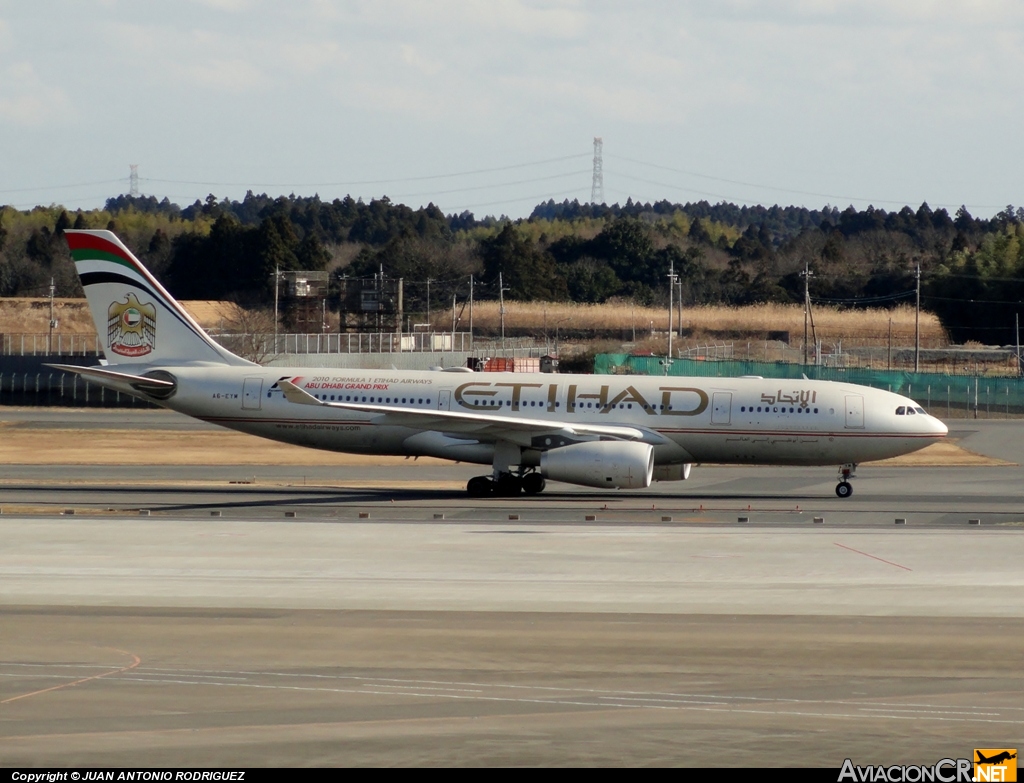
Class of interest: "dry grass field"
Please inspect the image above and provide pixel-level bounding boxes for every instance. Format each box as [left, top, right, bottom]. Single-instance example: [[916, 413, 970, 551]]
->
[[0, 298, 241, 335], [460, 301, 947, 347], [3, 296, 948, 348]]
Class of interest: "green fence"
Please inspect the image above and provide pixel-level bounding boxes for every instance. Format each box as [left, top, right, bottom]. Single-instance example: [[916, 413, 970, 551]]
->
[[595, 354, 1024, 418]]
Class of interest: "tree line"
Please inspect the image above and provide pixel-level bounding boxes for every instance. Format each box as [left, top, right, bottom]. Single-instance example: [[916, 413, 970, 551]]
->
[[1, 192, 1023, 343]]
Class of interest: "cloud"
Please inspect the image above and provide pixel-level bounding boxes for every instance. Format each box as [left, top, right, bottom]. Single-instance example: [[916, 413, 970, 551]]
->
[[0, 62, 73, 126], [188, 0, 255, 12], [400, 45, 443, 76], [183, 58, 266, 92]]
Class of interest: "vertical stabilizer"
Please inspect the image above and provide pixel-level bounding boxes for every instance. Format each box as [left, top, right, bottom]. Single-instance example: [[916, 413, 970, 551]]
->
[[65, 230, 254, 366]]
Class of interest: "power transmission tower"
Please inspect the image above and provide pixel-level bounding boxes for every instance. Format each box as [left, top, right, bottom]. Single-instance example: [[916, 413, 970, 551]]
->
[[129, 164, 139, 197], [590, 137, 603, 204]]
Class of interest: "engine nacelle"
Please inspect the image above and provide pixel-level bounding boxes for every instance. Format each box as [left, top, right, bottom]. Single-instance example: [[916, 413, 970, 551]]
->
[[652, 463, 692, 482], [540, 441, 654, 489]]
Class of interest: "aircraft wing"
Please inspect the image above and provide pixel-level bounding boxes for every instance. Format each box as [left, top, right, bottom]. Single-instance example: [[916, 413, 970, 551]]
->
[[276, 379, 665, 446]]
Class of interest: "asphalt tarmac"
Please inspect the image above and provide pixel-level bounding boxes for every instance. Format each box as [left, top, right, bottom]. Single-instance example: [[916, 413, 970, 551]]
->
[[1, 409, 1022, 766]]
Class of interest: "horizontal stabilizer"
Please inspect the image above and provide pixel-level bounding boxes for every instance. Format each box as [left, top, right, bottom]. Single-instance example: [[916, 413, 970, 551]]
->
[[45, 363, 177, 396]]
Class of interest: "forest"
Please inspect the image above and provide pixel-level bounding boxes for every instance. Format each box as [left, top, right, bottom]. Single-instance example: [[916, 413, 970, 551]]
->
[[1, 191, 1023, 344]]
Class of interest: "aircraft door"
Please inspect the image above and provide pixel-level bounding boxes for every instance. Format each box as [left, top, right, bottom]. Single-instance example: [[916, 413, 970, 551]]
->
[[711, 392, 732, 425], [242, 377, 263, 410], [844, 394, 864, 428], [437, 389, 451, 411]]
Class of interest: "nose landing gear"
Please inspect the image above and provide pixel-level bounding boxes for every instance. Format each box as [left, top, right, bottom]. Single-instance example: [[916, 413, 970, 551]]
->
[[835, 463, 857, 498]]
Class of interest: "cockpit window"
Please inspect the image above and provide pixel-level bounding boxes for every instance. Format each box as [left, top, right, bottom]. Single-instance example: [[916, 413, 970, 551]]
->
[[906, 407, 916, 415], [914, 407, 926, 414], [895, 406, 906, 415]]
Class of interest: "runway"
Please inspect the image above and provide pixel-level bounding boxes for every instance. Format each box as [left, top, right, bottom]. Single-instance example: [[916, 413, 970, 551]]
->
[[1, 409, 1022, 766]]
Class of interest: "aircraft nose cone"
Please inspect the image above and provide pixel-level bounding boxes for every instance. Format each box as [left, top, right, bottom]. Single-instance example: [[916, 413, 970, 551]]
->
[[931, 416, 948, 437]]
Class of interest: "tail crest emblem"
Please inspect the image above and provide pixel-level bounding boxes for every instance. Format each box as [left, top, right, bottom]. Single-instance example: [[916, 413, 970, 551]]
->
[[107, 293, 156, 357]]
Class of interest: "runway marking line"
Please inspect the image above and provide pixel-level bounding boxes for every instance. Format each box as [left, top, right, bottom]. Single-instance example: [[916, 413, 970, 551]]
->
[[833, 541, 913, 571], [96, 674, 1024, 726], [0, 647, 140, 705]]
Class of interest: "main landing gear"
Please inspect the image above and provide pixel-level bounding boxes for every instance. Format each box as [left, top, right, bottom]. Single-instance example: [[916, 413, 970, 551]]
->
[[835, 463, 857, 498], [466, 470, 546, 497]]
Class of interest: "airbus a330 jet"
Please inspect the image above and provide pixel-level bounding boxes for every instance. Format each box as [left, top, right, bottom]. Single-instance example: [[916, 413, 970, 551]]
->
[[52, 230, 947, 498]]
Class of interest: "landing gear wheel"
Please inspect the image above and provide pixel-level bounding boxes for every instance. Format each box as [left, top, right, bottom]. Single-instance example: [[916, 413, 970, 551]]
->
[[467, 476, 494, 497], [522, 473, 546, 495], [836, 481, 853, 498], [495, 474, 523, 497]]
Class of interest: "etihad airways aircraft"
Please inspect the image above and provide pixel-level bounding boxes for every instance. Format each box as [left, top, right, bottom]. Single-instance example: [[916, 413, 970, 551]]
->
[[53, 230, 947, 498]]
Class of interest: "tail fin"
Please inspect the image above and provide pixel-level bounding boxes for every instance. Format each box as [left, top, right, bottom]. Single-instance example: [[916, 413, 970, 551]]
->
[[65, 230, 254, 367]]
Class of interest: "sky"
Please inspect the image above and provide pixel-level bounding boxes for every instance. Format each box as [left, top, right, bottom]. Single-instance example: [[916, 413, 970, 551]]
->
[[1, 0, 1022, 219]]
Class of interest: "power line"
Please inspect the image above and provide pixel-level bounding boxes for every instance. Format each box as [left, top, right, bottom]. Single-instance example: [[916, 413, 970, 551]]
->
[[140, 153, 591, 189], [0, 179, 123, 194], [445, 188, 586, 213], [605, 169, 761, 205], [606, 154, 1009, 211], [811, 291, 916, 305], [390, 169, 590, 200]]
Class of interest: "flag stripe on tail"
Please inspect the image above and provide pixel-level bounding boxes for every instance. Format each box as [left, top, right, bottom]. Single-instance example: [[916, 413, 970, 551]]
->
[[76, 271, 204, 341]]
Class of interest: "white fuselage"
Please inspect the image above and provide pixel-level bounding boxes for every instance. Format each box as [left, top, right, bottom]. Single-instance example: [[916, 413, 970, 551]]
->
[[154, 366, 947, 468]]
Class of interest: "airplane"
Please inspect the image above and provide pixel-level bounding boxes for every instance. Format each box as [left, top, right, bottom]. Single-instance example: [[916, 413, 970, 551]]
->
[[976, 752, 1016, 765], [52, 229, 948, 499]]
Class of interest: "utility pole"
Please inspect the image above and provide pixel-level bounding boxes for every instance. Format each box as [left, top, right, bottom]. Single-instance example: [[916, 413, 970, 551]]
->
[[273, 266, 280, 353], [1016, 313, 1021, 377], [801, 261, 813, 365], [887, 317, 892, 371], [676, 276, 683, 337], [48, 277, 56, 354], [451, 294, 456, 338], [426, 278, 432, 329], [914, 262, 921, 373], [499, 272, 508, 349], [396, 277, 404, 335], [468, 275, 474, 351], [666, 259, 677, 375]]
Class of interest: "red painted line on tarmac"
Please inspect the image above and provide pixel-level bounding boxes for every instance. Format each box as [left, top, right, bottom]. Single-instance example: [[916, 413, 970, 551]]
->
[[833, 542, 913, 571], [0, 648, 141, 705]]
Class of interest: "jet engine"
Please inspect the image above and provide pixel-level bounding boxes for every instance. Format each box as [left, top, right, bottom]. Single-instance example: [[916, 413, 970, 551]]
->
[[540, 441, 654, 489], [652, 462, 692, 482]]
